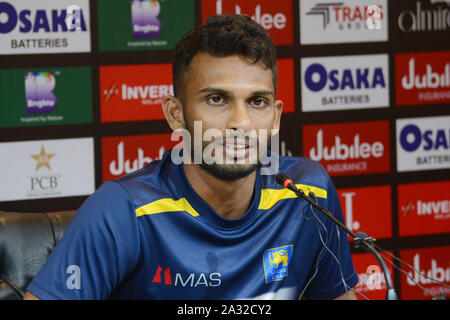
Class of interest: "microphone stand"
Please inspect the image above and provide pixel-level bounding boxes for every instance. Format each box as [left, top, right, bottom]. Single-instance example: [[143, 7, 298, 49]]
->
[[291, 187, 399, 300]]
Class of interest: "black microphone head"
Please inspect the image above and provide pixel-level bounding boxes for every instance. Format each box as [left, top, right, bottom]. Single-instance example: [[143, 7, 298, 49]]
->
[[276, 172, 289, 187]]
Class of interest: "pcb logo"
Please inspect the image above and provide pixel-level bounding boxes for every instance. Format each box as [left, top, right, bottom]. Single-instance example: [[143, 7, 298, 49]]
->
[[263, 244, 293, 283]]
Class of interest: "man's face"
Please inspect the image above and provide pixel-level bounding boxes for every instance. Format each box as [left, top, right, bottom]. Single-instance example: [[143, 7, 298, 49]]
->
[[178, 52, 283, 180]]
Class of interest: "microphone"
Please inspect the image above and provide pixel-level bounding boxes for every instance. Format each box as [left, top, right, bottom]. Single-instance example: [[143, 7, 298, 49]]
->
[[276, 172, 357, 238], [275, 172, 398, 300], [275, 172, 300, 194]]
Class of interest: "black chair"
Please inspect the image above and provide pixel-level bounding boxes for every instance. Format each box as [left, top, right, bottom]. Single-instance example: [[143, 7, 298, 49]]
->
[[0, 211, 76, 300]]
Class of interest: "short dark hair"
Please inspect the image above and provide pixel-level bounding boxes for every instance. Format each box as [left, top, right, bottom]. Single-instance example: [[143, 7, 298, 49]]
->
[[172, 14, 278, 100]]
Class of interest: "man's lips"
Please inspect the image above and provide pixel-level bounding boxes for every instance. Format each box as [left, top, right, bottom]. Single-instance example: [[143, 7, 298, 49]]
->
[[224, 144, 250, 159]]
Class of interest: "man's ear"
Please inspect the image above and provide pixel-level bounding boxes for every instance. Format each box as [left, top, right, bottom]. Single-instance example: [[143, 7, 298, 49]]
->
[[272, 99, 283, 130], [162, 95, 185, 131]]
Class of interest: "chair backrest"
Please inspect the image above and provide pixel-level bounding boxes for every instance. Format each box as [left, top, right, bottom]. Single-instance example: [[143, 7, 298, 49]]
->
[[0, 211, 75, 300]]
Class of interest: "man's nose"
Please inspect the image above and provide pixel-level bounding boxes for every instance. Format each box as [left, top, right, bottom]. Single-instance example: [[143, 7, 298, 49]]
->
[[227, 101, 251, 130]]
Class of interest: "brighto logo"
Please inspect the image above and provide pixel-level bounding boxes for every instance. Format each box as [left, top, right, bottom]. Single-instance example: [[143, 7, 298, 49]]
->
[[24, 72, 57, 114], [131, 0, 162, 39], [0, 2, 88, 34]]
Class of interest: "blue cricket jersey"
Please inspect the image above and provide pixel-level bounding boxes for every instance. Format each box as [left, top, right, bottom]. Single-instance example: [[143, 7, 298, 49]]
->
[[27, 150, 358, 300]]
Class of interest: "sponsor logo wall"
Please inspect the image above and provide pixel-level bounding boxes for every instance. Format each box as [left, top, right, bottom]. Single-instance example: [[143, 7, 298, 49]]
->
[[395, 51, 450, 106], [303, 120, 390, 176], [396, 115, 450, 172], [101, 133, 178, 182], [400, 246, 450, 299], [351, 252, 395, 300], [0, 138, 95, 201], [0, 67, 92, 127], [0, 0, 449, 300], [97, 0, 195, 51], [201, 0, 293, 45], [398, 180, 450, 237], [301, 54, 389, 112], [0, 0, 91, 54], [99, 63, 173, 122], [338, 185, 392, 240], [299, 0, 388, 45]]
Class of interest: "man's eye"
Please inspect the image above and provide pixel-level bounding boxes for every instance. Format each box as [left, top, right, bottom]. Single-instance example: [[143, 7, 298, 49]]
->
[[207, 95, 225, 104], [251, 97, 268, 107]]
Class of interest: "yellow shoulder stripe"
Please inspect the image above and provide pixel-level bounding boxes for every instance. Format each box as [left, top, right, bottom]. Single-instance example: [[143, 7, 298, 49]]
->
[[135, 197, 200, 218], [258, 184, 327, 210]]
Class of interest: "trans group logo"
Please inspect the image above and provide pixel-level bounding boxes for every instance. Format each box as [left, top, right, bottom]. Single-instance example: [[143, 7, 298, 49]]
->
[[396, 116, 450, 172], [301, 54, 389, 112], [0, 0, 91, 54], [131, 0, 162, 39], [299, 0, 388, 45], [24, 72, 57, 114]]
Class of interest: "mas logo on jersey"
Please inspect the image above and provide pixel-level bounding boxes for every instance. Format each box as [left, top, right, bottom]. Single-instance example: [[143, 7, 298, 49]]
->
[[263, 245, 293, 283], [152, 265, 222, 288]]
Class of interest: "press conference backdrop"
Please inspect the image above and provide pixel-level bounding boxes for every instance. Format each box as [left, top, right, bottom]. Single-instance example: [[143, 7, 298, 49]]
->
[[0, 0, 449, 300]]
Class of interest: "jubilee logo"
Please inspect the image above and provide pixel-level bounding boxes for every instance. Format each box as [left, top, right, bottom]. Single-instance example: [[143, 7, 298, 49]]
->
[[0, 138, 95, 202], [102, 134, 178, 181], [97, 0, 194, 51], [398, 181, 450, 237], [303, 121, 390, 176], [0, 0, 90, 54], [300, 0, 388, 45], [338, 185, 392, 241], [396, 51, 450, 106], [0, 67, 92, 128], [396, 116, 450, 172], [100, 64, 172, 122], [400, 246, 450, 299], [201, 0, 293, 45], [301, 54, 389, 112]]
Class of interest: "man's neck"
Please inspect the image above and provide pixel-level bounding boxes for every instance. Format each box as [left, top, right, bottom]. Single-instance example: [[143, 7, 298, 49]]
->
[[183, 164, 256, 220]]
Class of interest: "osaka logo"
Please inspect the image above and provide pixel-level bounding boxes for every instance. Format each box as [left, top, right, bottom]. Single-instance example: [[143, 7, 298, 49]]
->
[[263, 245, 293, 283]]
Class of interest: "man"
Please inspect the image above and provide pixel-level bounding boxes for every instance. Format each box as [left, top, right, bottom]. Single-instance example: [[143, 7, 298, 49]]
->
[[24, 15, 358, 300]]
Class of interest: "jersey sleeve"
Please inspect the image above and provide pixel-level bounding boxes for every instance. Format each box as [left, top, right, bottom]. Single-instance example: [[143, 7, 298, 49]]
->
[[26, 181, 141, 300], [303, 174, 359, 300]]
